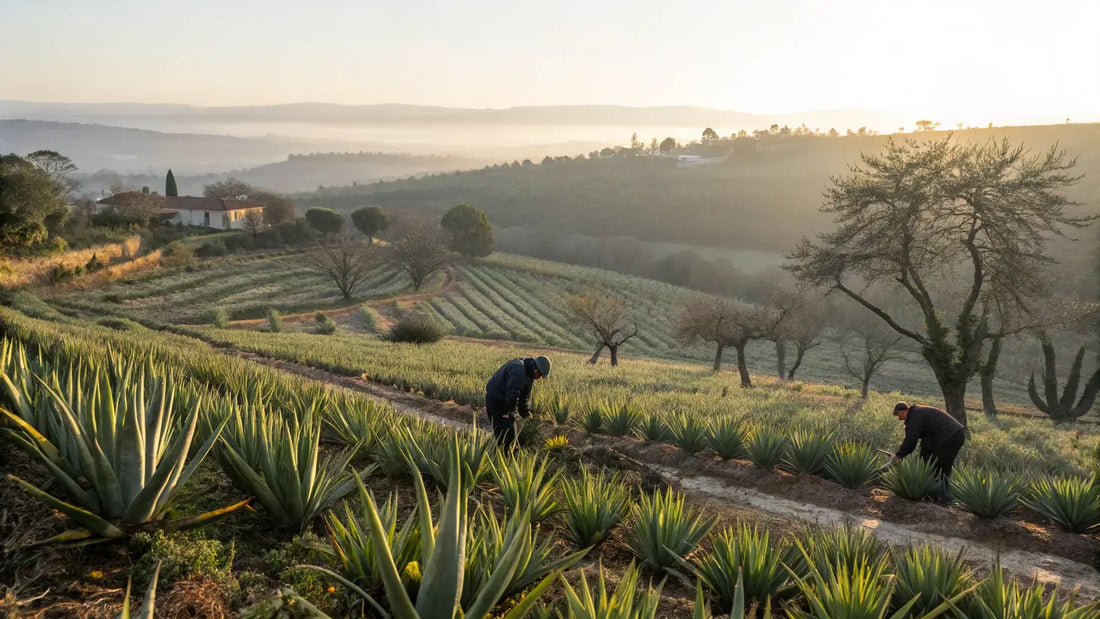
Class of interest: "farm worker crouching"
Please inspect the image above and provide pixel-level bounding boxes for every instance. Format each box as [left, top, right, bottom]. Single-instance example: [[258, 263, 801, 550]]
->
[[485, 355, 551, 448], [890, 401, 966, 503]]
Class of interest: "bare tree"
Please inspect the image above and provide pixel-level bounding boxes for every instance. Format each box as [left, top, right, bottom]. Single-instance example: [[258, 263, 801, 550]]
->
[[839, 314, 906, 399], [787, 136, 1093, 426], [242, 209, 265, 238], [676, 296, 778, 387], [769, 288, 834, 380], [387, 215, 453, 290], [565, 289, 638, 367], [305, 234, 380, 300]]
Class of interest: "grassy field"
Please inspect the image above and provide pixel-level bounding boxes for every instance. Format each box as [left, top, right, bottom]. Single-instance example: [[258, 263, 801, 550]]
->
[[1, 293, 1098, 617]]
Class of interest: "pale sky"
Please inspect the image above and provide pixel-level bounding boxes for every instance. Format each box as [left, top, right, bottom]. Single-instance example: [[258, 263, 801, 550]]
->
[[2, 0, 1098, 125]]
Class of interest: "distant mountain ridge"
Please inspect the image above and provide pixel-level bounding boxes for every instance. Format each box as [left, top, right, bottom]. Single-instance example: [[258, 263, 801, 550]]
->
[[0, 100, 913, 132]]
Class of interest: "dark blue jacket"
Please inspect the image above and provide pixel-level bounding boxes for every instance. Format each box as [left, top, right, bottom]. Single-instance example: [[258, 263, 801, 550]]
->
[[485, 358, 536, 417]]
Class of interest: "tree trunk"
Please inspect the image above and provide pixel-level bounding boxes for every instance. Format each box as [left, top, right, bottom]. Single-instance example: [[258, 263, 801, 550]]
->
[[980, 336, 1002, 418], [787, 344, 807, 380], [588, 343, 605, 365], [925, 348, 973, 428], [734, 343, 752, 388], [939, 383, 969, 428], [609, 345, 619, 367], [775, 339, 787, 379], [712, 344, 725, 372], [860, 377, 870, 399]]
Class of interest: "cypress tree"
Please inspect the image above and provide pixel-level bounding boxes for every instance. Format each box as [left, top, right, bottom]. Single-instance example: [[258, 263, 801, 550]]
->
[[165, 169, 178, 197]]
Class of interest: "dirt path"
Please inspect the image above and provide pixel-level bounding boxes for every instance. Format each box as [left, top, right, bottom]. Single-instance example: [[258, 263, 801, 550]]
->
[[233, 350, 1100, 600]]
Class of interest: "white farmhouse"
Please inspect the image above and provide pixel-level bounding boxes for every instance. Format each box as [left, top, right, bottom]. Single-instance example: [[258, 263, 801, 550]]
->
[[96, 194, 266, 230]]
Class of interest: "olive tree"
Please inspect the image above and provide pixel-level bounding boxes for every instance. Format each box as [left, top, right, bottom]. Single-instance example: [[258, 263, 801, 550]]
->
[[304, 234, 379, 300], [675, 296, 781, 387], [566, 289, 638, 367], [787, 136, 1093, 426]]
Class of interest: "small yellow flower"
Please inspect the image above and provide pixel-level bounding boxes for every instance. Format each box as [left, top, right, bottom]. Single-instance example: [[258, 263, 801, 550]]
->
[[327, 586, 336, 594], [88, 570, 104, 580]]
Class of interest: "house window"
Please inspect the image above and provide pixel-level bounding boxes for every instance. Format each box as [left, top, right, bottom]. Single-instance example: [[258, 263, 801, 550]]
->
[[203, 212, 210, 226]]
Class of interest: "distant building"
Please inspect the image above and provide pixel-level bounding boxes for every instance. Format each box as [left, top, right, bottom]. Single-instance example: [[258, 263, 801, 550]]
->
[[676, 154, 726, 167], [95, 194, 266, 230]]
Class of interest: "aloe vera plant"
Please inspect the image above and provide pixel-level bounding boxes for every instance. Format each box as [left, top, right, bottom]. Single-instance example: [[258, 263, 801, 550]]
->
[[561, 468, 632, 548], [949, 467, 1023, 518], [625, 486, 716, 572], [324, 398, 395, 455], [1023, 475, 1100, 533], [891, 546, 973, 618], [325, 490, 421, 592], [964, 563, 1099, 619], [604, 402, 642, 436], [559, 561, 663, 619], [746, 427, 787, 470], [781, 429, 833, 475], [215, 404, 372, 531], [635, 414, 671, 442], [579, 408, 604, 434], [306, 438, 561, 619], [2, 348, 244, 541], [491, 451, 563, 522], [785, 525, 888, 581], [824, 441, 880, 490], [692, 523, 790, 609], [462, 504, 588, 610], [708, 416, 748, 460], [668, 413, 710, 455], [788, 542, 975, 619], [881, 456, 939, 501]]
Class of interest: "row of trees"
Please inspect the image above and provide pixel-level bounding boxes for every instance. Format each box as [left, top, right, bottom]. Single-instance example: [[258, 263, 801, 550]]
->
[[568, 136, 1098, 427], [304, 203, 495, 299]]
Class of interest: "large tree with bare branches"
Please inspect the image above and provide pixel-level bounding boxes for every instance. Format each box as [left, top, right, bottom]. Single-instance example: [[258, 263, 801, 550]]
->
[[305, 234, 380, 299], [676, 296, 784, 387], [787, 136, 1093, 426], [565, 289, 638, 367], [387, 215, 454, 290]]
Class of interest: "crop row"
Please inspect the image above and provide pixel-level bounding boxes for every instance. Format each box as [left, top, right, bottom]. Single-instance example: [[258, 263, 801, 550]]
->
[[1, 320, 1096, 618]]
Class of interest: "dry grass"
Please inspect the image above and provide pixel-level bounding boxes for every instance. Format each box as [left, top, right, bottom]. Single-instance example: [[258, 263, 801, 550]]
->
[[0, 237, 141, 290]]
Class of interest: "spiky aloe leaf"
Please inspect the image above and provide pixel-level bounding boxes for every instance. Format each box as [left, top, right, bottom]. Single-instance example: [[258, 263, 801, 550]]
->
[[891, 546, 973, 618], [747, 426, 787, 470], [560, 561, 663, 619], [692, 523, 790, 609], [708, 416, 748, 460], [415, 438, 468, 619], [669, 413, 710, 455], [120, 560, 161, 619], [491, 451, 562, 522], [7, 474, 125, 538], [782, 429, 833, 475]]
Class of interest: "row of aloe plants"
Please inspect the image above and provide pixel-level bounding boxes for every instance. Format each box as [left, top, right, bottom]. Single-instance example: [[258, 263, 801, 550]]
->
[[563, 397, 1100, 533], [2, 331, 1098, 617]]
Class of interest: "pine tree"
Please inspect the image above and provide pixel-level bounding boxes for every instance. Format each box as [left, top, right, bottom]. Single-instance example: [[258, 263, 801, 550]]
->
[[165, 169, 178, 197]]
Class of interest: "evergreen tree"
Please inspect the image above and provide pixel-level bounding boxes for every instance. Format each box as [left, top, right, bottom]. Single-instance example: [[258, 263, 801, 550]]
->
[[440, 203, 494, 258], [165, 169, 178, 197]]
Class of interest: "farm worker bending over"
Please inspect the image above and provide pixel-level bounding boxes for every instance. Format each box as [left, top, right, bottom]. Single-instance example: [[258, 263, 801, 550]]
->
[[485, 355, 551, 448], [890, 402, 966, 503]]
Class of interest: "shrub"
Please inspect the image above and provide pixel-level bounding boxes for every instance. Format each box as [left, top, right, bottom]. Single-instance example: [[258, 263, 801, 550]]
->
[[160, 241, 193, 268], [1023, 475, 1100, 533], [212, 307, 230, 329], [950, 467, 1024, 518], [881, 455, 939, 501], [824, 442, 880, 490], [84, 252, 106, 272], [384, 312, 443, 344], [359, 304, 379, 333], [96, 316, 145, 331], [131, 530, 235, 591], [625, 487, 716, 572], [195, 239, 227, 257], [315, 312, 337, 335], [266, 308, 284, 333]]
